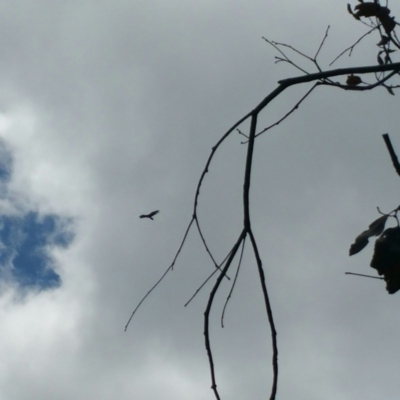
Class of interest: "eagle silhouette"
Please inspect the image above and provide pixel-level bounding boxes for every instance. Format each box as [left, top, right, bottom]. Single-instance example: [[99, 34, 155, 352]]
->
[[139, 210, 160, 220]]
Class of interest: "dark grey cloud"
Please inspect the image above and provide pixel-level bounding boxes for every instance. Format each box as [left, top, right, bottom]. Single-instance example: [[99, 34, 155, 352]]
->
[[0, 1, 398, 400]]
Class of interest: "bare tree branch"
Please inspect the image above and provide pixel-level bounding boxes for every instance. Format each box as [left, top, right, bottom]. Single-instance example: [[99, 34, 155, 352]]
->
[[128, 5, 400, 397], [330, 27, 377, 66], [185, 249, 233, 308], [195, 216, 231, 280], [204, 230, 247, 400], [382, 133, 400, 177], [278, 62, 400, 86], [243, 113, 278, 400], [249, 229, 278, 400], [124, 218, 195, 331], [254, 83, 318, 139], [314, 26, 330, 64], [221, 237, 246, 328]]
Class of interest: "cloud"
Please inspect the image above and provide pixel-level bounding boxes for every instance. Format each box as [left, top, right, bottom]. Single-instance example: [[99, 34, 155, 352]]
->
[[0, 1, 398, 400]]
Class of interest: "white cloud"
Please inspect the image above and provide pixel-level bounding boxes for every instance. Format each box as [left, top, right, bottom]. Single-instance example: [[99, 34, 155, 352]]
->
[[0, 1, 398, 399]]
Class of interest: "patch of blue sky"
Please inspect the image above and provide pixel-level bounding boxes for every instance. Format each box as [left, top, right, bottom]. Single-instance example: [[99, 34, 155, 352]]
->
[[0, 139, 75, 290]]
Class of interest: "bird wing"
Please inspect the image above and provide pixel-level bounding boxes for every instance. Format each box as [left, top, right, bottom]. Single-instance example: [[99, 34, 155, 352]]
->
[[139, 210, 160, 219]]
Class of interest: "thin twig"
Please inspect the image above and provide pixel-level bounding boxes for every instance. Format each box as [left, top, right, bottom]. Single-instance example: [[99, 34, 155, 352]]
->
[[272, 41, 314, 62], [221, 238, 246, 328], [345, 272, 384, 280], [237, 128, 248, 140], [330, 27, 377, 66], [193, 113, 252, 213], [204, 230, 246, 400], [274, 56, 310, 75], [314, 26, 330, 62], [264, 27, 330, 76], [195, 216, 231, 280], [124, 218, 194, 331], [262, 37, 310, 75], [255, 83, 318, 138], [185, 249, 233, 307], [184, 267, 219, 308]]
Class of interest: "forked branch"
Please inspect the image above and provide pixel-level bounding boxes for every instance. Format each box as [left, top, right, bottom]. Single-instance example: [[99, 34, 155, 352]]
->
[[127, 4, 400, 398]]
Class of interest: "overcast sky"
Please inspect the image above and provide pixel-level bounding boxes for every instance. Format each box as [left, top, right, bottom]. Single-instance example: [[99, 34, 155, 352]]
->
[[0, 1, 400, 399]]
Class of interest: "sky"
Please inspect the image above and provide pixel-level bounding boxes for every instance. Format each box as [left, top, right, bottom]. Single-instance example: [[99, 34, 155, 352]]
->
[[0, 1, 399, 399]]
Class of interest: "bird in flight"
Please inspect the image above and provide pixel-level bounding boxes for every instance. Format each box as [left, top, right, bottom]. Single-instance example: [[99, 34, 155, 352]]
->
[[139, 210, 160, 220]]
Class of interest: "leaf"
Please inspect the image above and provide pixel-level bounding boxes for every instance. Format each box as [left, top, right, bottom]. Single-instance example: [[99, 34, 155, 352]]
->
[[347, 3, 359, 19], [370, 227, 400, 293], [349, 215, 389, 255], [381, 15, 396, 35], [355, 2, 380, 18], [377, 35, 390, 46], [380, 262, 400, 294], [370, 227, 400, 272], [346, 74, 362, 86], [377, 54, 384, 65], [386, 86, 395, 96], [368, 215, 389, 236], [349, 230, 370, 255]]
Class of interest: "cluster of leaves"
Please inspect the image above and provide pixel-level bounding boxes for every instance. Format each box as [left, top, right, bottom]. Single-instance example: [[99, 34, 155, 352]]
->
[[345, 1, 400, 93], [348, 1, 396, 35], [350, 207, 400, 293]]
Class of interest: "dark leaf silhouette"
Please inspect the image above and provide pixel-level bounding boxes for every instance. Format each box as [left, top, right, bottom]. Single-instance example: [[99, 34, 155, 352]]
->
[[377, 36, 390, 46], [346, 74, 362, 86], [354, 2, 390, 19], [381, 14, 396, 35], [349, 215, 389, 255], [370, 227, 400, 293], [349, 3, 396, 34], [139, 210, 160, 220], [349, 230, 370, 255], [368, 215, 389, 236], [386, 86, 395, 96], [347, 3, 354, 17]]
